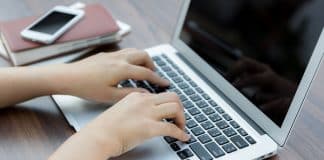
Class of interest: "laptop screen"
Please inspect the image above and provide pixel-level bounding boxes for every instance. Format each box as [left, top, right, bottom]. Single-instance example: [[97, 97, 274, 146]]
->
[[180, 0, 324, 126]]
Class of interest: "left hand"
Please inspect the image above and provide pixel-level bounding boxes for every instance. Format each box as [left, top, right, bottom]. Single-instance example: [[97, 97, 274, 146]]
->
[[54, 48, 169, 102]]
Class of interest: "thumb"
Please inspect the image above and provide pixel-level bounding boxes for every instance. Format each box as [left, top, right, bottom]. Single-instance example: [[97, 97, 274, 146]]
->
[[110, 87, 149, 102]]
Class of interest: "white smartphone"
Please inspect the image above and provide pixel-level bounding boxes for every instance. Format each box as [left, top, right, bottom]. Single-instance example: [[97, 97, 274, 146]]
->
[[21, 6, 84, 44]]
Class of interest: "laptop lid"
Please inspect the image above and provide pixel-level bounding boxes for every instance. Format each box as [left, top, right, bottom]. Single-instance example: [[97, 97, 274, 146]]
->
[[172, 0, 324, 146]]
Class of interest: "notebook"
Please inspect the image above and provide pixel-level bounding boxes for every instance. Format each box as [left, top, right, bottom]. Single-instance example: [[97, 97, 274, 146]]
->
[[0, 3, 120, 66]]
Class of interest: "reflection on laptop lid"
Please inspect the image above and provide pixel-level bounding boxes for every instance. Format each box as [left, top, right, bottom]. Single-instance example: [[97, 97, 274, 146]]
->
[[178, 0, 324, 144]]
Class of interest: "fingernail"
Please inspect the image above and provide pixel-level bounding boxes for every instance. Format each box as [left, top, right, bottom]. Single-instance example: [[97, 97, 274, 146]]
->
[[163, 79, 170, 85]]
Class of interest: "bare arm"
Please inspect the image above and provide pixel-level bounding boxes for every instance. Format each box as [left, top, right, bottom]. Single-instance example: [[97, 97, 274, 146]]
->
[[0, 48, 188, 160], [0, 65, 65, 108], [0, 48, 168, 108]]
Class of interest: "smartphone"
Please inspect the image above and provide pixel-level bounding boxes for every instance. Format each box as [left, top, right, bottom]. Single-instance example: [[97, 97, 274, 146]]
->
[[21, 6, 84, 44]]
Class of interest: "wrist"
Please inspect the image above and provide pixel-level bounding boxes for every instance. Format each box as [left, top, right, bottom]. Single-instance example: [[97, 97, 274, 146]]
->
[[37, 63, 77, 95], [80, 122, 123, 158]]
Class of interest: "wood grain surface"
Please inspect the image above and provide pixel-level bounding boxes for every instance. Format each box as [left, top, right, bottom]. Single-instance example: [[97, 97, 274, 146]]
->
[[0, 0, 323, 159]]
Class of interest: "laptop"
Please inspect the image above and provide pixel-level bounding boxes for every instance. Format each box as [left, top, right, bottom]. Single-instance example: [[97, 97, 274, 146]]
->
[[53, 0, 324, 159]]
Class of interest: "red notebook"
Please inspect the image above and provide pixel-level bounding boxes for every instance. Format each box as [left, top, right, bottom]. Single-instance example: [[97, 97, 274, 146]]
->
[[0, 3, 119, 52]]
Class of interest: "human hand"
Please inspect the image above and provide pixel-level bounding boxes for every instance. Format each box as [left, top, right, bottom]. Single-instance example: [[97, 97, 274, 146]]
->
[[89, 92, 190, 157], [50, 92, 190, 160], [56, 48, 169, 102]]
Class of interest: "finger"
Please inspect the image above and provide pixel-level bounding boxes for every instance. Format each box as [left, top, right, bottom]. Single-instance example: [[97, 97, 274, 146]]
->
[[153, 122, 190, 142], [109, 87, 149, 102], [126, 65, 169, 86], [151, 92, 180, 105], [154, 102, 185, 129], [122, 49, 156, 71]]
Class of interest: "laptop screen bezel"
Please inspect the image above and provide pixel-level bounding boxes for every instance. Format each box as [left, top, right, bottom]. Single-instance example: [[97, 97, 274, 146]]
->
[[171, 0, 324, 146]]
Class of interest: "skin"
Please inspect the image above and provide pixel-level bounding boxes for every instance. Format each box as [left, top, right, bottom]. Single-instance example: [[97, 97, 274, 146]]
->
[[0, 48, 190, 159]]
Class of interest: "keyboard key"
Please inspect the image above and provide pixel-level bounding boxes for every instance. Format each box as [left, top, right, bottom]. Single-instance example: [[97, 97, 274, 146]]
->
[[195, 87, 204, 93], [190, 94, 202, 102], [166, 71, 177, 77], [186, 120, 198, 128], [156, 70, 164, 77], [156, 60, 166, 66], [202, 107, 215, 115], [152, 56, 162, 62], [215, 107, 225, 114], [196, 100, 208, 108], [202, 93, 211, 100], [185, 112, 191, 120], [188, 108, 200, 116], [172, 77, 183, 83], [207, 128, 221, 137], [223, 114, 232, 121], [191, 127, 205, 136], [161, 66, 172, 72], [178, 70, 185, 75], [183, 75, 191, 81], [198, 134, 212, 144], [201, 121, 214, 130], [189, 81, 198, 87], [170, 143, 181, 151], [183, 101, 194, 109], [183, 88, 195, 95], [190, 143, 213, 160], [167, 83, 176, 89], [237, 128, 248, 136], [178, 82, 189, 89], [245, 136, 256, 144], [223, 128, 237, 137], [208, 100, 217, 106], [205, 142, 225, 158], [173, 64, 180, 70], [222, 143, 237, 153], [177, 149, 194, 159], [161, 54, 168, 59], [209, 114, 222, 122], [215, 135, 229, 145], [186, 135, 197, 144], [216, 121, 229, 129], [164, 136, 177, 143], [230, 135, 249, 149], [229, 121, 240, 128], [179, 94, 188, 102], [194, 114, 207, 122]]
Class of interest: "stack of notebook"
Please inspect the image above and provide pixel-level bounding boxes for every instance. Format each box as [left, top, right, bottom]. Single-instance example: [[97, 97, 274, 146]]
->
[[0, 3, 130, 66]]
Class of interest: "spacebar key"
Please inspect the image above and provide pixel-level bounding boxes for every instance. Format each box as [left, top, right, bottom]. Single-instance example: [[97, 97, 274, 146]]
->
[[189, 142, 213, 160]]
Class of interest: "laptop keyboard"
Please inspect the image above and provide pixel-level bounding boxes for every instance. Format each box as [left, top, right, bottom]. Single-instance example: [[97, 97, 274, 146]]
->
[[119, 54, 256, 160]]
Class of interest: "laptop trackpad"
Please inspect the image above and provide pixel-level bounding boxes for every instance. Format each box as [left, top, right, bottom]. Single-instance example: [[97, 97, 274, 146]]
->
[[112, 137, 177, 160]]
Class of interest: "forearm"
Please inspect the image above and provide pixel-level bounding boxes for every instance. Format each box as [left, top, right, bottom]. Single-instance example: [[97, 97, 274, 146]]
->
[[49, 116, 121, 160], [0, 64, 71, 108]]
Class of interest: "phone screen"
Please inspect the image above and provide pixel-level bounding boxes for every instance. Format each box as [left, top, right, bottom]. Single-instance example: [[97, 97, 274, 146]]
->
[[30, 11, 76, 35]]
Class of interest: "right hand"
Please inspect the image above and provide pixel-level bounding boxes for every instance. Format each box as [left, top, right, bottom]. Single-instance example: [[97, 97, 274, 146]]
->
[[90, 92, 190, 157]]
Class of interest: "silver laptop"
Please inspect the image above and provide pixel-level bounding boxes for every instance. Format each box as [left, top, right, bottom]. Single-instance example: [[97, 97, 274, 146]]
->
[[53, 0, 324, 159]]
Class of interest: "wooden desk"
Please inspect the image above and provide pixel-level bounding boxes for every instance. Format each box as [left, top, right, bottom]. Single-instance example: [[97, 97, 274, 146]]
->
[[0, 0, 323, 159]]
